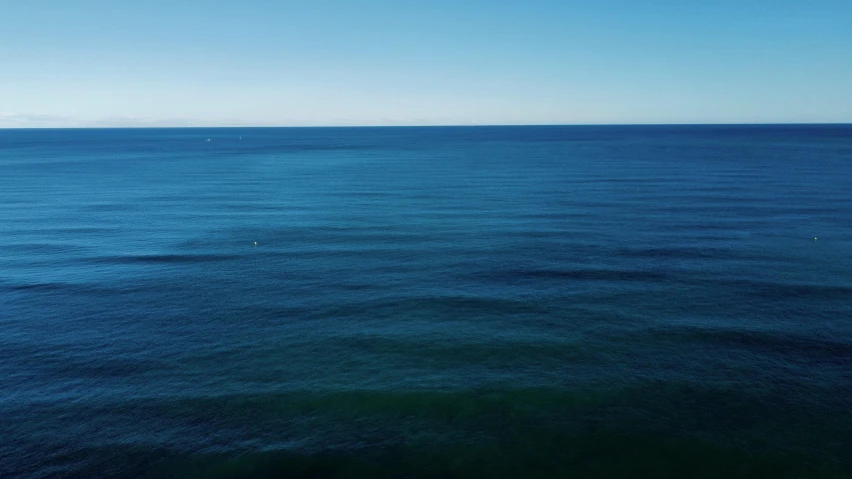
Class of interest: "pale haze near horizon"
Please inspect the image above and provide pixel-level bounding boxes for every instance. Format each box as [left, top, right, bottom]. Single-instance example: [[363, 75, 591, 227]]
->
[[1, 0, 851, 128]]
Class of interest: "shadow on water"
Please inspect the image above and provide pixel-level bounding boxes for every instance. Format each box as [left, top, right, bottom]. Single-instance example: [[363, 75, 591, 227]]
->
[[23, 386, 850, 479]]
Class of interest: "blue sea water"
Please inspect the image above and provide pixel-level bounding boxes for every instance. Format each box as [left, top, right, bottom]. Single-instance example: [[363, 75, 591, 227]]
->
[[1, 125, 851, 478]]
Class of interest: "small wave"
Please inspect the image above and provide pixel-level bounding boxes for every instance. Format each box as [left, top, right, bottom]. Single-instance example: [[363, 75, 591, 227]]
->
[[616, 246, 732, 260], [79, 202, 141, 212], [483, 268, 669, 283], [719, 279, 852, 301], [90, 253, 242, 265], [316, 294, 546, 322], [208, 142, 379, 159], [2, 281, 155, 295], [15, 226, 115, 235], [5, 282, 68, 292], [653, 327, 851, 366], [0, 243, 90, 256]]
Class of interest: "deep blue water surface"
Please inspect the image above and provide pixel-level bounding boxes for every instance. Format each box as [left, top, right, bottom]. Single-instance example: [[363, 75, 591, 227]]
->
[[1, 125, 851, 478]]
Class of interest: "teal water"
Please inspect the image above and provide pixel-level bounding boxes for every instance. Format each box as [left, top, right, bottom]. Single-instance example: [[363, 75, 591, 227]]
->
[[1, 125, 851, 478]]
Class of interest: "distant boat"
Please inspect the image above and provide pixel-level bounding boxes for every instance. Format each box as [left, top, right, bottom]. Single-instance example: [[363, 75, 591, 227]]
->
[[206, 139, 211, 142]]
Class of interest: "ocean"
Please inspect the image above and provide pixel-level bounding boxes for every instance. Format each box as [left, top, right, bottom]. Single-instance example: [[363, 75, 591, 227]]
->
[[1, 125, 850, 478]]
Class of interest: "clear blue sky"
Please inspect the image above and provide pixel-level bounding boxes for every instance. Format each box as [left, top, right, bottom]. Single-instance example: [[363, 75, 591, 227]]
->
[[1, 0, 850, 127]]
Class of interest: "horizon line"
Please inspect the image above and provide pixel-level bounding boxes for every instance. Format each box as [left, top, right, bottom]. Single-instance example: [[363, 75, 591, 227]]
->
[[2, 121, 851, 130]]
